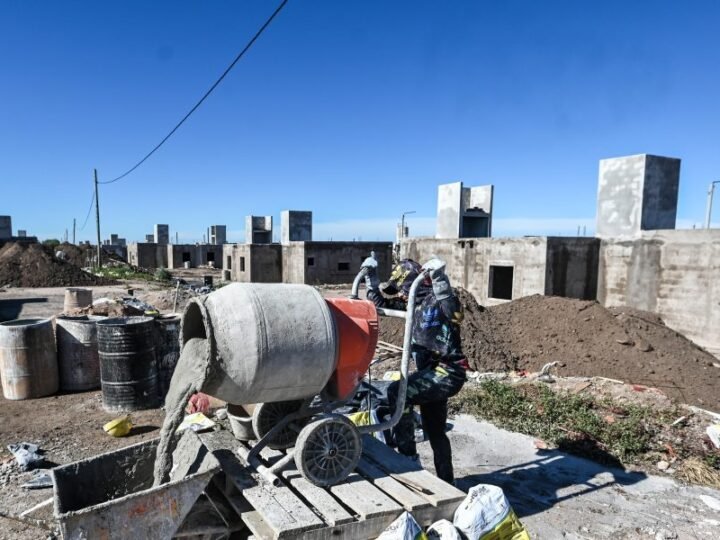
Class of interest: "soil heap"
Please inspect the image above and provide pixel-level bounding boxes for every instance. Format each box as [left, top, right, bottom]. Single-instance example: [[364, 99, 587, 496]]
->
[[378, 290, 720, 409], [0, 242, 114, 288]]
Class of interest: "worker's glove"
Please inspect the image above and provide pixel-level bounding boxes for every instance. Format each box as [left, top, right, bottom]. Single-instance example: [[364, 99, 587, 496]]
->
[[361, 256, 380, 293], [422, 258, 452, 300]]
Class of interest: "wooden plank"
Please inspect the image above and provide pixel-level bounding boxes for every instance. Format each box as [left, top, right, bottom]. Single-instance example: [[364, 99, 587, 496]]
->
[[202, 430, 325, 539], [361, 435, 465, 507], [356, 456, 432, 512], [247, 510, 402, 540], [281, 470, 354, 527], [329, 472, 401, 519]]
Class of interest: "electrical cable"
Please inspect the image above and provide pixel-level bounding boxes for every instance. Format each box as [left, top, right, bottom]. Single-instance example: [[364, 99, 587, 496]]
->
[[99, 0, 289, 185], [79, 190, 96, 231]]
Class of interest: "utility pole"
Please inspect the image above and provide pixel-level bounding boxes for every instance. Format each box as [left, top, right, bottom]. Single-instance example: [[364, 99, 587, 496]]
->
[[705, 181, 720, 229], [72, 218, 76, 244], [94, 169, 102, 268]]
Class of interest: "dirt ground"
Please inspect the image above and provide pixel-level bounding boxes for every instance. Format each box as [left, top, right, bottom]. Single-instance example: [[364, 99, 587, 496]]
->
[[379, 290, 720, 411]]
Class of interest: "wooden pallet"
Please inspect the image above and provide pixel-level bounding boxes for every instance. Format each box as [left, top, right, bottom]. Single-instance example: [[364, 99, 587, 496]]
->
[[199, 430, 465, 540]]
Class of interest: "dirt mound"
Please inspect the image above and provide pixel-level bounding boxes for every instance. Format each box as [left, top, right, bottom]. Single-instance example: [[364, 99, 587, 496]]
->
[[0, 242, 114, 288], [378, 291, 720, 410]]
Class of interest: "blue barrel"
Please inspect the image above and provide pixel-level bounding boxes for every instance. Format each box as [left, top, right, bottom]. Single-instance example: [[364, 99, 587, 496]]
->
[[97, 317, 159, 412]]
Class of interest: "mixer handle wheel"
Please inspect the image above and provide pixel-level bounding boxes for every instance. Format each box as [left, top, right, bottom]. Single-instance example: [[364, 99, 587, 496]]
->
[[252, 400, 308, 450], [294, 414, 362, 487]]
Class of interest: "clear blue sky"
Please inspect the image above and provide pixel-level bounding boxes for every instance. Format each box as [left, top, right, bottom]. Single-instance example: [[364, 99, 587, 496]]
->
[[2, 0, 719, 242]]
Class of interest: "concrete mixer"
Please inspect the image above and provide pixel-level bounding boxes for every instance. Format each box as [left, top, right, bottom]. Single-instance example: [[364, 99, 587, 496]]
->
[[179, 271, 427, 488]]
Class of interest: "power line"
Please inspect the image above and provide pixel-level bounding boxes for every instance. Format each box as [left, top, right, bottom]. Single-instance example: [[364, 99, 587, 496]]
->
[[99, 0, 289, 185], [79, 190, 96, 231]]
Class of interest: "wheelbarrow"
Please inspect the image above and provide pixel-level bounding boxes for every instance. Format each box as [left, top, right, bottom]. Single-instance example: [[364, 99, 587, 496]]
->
[[179, 272, 429, 488], [51, 429, 220, 539]]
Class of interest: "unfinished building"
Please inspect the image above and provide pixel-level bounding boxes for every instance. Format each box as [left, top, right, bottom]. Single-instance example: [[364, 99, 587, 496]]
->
[[154, 224, 170, 245], [224, 211, 393, 285], [127, 243, 168, 269], [402, 154, 720, 357], [167, 244, 224, 269]]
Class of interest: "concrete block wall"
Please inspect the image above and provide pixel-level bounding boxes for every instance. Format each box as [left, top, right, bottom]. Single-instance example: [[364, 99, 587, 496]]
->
[[401, 237, 550, 306], [245, 216, 273, 244], [596, 154, 680, 238], [208, 225, 227, 245], [224, 243, 282, 282], [154, 224, 169, 245], [400, 236, 600, 306], [598, 230, 720, 357], [167, 244, 223, 269], [0, 216, 12, 239], [301, 242, 393, 285], [281, 211, 312, 244], [128, 243, 168, 269]]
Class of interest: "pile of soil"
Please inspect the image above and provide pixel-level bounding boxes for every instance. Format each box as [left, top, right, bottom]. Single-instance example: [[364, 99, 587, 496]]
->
[[378, 290, 720, 410], [0, 242, 114, 288]]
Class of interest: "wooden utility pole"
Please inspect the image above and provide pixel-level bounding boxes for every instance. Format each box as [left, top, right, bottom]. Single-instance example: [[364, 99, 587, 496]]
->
[[72, 218, 76, 244], [94, 169, 102, 268]]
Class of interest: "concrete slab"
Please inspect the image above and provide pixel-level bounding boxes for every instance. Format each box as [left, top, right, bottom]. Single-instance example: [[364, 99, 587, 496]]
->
[[418, 415, 720, 539]]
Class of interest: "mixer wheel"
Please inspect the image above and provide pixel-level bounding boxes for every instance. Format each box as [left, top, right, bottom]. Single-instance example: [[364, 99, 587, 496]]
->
[[252, 400, 308, 450], [294, 414, 362, 487]]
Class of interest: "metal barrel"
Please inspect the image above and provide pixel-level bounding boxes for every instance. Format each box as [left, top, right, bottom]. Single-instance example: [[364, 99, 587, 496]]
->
[[97, 316, 159, 412], [55, 315, 106, 392], [64, 288, 93, 312], [0, 318, 59, 400], [155, 314, 181, 401]]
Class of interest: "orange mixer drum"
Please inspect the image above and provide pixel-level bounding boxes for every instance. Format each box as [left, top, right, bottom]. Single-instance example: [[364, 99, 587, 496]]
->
[[324, 298, 379, 401]]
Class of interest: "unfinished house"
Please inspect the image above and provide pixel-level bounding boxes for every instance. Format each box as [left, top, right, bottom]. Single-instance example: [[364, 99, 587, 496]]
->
[[127, 243, 168, 268], [167, 244, 224, 269], [224, 211, 393, 285], [436, 182, 494, 239], [595, 154, 720, 357]]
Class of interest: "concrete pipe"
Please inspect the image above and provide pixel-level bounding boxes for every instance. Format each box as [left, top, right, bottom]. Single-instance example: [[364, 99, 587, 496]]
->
[[64, 288, 93, 312], [181, 283, 337, 404]]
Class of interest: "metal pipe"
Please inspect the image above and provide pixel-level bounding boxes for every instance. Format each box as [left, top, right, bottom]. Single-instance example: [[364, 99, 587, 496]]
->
[[236, 445, 282, 487], [350, 267, 368, 299], [358, 270, 428, 434], [377, 307, 407, 319], [706, 181, 719, 229], [268, 450, 296, 474]]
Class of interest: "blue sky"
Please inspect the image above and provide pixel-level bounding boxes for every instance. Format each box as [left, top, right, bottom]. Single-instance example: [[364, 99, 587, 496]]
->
[[2, 0, 719, 242]]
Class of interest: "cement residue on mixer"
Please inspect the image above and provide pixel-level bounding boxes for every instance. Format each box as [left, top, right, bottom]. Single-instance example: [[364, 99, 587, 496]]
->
[[153, 337, 209, 486]]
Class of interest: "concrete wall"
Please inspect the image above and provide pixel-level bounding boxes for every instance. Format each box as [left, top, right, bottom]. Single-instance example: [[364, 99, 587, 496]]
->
[[281, 211, 312, 244], [281, 243, 307, 283], [401, 237, 548, 306], [545, 238, 601, 299], [298, 242, 393, 285], [436, 182, 493, 239], [0, 216, 12, 239], [128, 243, 168, 269], [245, 216, 273, 244], [598, 230, 720, 357], [596, 154, 680, 238], [208, 225, 226, 245], [400, 236, 600, 306], [224, 243, 282, 283], [436, 182, 462, 239], [154, 224, 169, 245], [167, 244, 223, 269]]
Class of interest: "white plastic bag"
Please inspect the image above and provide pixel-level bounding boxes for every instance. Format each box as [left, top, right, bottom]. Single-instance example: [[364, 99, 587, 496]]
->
[[427, 519, 461, 540], [377, 511, 427, 540], [453, 484, 529, 540]]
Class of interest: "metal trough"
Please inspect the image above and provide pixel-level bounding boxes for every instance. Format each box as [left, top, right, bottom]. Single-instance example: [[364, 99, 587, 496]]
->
[[52, 430, 220, 539]]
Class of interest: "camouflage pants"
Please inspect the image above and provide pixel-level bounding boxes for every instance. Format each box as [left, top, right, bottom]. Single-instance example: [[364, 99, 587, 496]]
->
[[387, 358, 466, 483]]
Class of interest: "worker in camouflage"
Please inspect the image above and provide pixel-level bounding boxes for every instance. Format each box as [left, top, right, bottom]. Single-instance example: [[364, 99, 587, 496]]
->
[[387, 258, 467, 484]]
